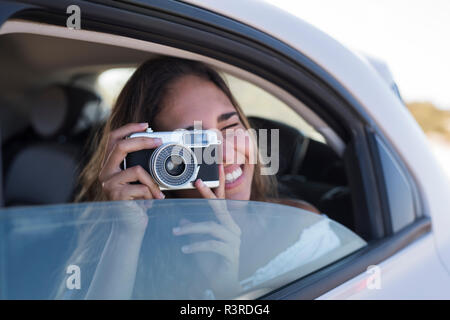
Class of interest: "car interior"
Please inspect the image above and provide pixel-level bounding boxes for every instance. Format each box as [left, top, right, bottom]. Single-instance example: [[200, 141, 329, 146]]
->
[[0, 30, 353, 227], [0, 21, 358, 298]]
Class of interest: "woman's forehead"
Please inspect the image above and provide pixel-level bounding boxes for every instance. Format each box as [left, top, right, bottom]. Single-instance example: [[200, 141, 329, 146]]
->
[[158, 75, 236, 130]]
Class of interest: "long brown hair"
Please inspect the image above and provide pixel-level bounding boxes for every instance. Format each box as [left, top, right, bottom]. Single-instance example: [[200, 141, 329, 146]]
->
[[76, 57, 276, 202]]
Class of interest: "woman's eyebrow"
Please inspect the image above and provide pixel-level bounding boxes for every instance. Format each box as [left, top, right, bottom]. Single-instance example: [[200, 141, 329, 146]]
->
[[217, 112, 238, 122], [182, 112, 238, 130]]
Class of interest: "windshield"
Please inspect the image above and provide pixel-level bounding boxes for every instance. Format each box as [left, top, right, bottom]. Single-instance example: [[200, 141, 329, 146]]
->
[[0, 199, 366, 299]]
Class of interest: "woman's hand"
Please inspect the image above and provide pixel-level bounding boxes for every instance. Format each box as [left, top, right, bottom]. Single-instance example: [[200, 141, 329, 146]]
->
[[173, 164, 243, 298], [99, 122, 166, 201], [98, 123, 165, 233]]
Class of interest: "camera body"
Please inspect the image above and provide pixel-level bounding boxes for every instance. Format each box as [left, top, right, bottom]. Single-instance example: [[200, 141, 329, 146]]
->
[[124, 128, 221, 190]]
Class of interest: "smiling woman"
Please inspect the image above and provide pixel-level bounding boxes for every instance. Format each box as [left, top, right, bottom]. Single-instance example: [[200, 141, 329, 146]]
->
[[78, 57, 275, 203], [57, 56, 350, 299]]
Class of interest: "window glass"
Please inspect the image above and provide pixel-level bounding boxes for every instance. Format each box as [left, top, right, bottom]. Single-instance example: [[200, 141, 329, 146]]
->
[[375, 136, 417, 232], [95, 68, 325, 142], [0, 199, 366, 299], [222, 74, 325, 143], [96, 67, 135, 109]]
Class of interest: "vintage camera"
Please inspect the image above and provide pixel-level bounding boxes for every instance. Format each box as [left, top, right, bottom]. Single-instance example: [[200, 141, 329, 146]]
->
[[124, 128, 221, 190]]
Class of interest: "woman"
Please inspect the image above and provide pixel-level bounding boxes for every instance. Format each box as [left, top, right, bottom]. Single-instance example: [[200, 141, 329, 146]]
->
[[61, 57, 337, 299]]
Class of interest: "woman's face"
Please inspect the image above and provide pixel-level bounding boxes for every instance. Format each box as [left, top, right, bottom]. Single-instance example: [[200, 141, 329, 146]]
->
[[153, 75, 255, 201]]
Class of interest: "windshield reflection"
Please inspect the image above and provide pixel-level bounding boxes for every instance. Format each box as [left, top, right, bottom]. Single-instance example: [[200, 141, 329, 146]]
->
[[0, 199, 366, 299]]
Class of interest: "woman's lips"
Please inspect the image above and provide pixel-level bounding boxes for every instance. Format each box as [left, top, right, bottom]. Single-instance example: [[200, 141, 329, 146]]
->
[[224, 164, 245, 189]]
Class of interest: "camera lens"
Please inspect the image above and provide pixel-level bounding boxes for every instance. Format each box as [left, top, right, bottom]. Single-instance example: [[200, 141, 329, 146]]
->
[[149, 143, 197, 189], [164, 155, 186, 176]]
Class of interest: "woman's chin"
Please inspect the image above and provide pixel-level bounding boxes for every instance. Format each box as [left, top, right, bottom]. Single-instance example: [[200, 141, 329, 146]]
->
[[224, 165, 252, 201]]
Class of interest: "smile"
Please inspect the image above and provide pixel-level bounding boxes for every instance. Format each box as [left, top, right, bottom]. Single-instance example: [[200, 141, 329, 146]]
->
[[225, 165, 243, 184]]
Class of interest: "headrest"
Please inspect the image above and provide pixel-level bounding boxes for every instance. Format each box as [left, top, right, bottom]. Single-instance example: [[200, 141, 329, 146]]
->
[[248, 116, 306, 176], [30, 85, 100, 138], [4, 144, 79, 206]]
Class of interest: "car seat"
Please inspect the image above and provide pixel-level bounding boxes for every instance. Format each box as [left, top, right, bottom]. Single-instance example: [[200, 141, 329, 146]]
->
[[3, 84, 101, 206], [248, 116, 354, 230]]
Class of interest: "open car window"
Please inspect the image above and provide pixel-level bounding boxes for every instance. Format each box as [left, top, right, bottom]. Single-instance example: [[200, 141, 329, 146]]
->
[[0, 199, 366, 299], [96, 68, 325, 143], [0, 17, 367, 300], [222, 73, 325, 143]]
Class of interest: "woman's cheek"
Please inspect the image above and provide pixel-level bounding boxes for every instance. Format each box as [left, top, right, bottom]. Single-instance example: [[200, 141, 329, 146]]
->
[[222, 137, 244, 165], [245, 131, 258, 165], [222, 128, 255, 165]]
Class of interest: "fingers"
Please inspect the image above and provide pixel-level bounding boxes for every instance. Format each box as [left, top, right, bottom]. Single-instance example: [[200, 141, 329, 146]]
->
[[212, 204, 241, 236], [99, 122, 165, 202], [104, 122, 149, 164], [107, 184, 152, 201], [100, 137, 162, 182], [194, 163, 225, 199], [215, 164, 225, 199], [102, 166, 165, 200], [111, 122, 149, 141], [194, 179, 217, 199], [173, 221, 238, 243], [179, 218, 192, 227], [194, 173, 240, 235], [181, 240, 235, 263]]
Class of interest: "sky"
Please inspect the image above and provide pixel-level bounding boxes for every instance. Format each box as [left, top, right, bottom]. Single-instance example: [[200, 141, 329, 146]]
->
[[265, 0, 450, 109]]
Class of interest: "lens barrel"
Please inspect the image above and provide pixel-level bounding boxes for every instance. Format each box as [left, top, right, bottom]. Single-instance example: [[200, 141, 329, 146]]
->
[[149, 144, 197, 189]]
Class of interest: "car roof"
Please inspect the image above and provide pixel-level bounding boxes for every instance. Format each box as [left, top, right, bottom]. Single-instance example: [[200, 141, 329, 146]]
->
[[184, 0, 399, 109]]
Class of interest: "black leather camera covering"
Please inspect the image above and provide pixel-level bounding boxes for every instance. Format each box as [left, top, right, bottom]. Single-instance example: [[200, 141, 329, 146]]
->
[[125, 144, 219, 187]]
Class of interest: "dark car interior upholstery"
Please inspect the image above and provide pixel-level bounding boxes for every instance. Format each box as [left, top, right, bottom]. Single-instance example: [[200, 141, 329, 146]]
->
[[249, 117, 354, 230], [2, 84, 101, 206]]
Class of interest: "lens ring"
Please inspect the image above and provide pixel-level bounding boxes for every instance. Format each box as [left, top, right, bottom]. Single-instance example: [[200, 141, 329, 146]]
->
[[150, 144, 197, 188]]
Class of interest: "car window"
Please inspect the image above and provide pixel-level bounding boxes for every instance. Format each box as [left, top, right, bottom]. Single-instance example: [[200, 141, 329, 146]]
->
[[96, 67, 135, 111], [222, 73, 325, 143], [374, 136, 418, 232], [0, 199, 366, 299], [0, 29, 363, 300], [96, 68, 325, 143]]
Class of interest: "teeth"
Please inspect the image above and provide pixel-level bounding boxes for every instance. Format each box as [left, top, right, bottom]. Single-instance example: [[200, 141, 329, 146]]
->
[[225, 167, 243, 184], [233, 167, 242, 179]]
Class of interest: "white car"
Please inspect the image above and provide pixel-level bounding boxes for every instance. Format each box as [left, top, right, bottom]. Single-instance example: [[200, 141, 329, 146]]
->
[[0, 0, 449, 300]]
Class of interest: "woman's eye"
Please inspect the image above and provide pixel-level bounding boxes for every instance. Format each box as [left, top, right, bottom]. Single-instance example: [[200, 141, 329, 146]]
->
[[221, 123, 239, 131]]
